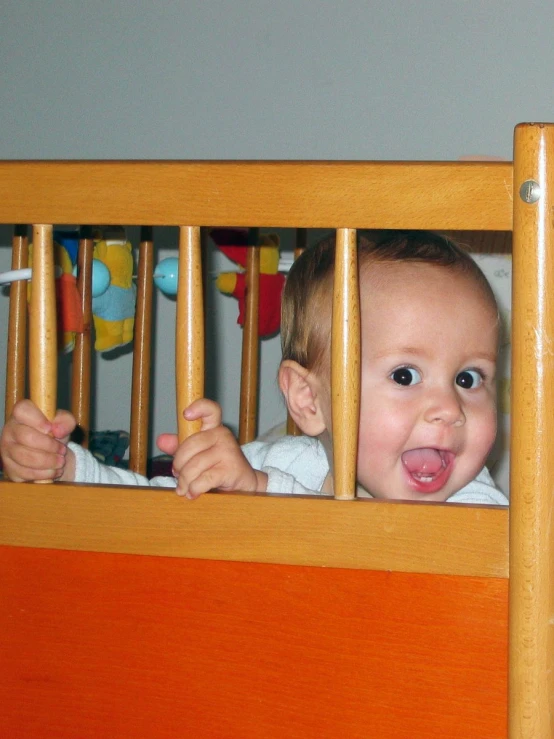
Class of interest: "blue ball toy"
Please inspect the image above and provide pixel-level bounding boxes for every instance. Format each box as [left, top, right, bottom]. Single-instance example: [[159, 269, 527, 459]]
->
[[73, 259, 112, 298], [73, 259, 112, 297], [91, 259, 111, 298], [153, 257, 179, 296]]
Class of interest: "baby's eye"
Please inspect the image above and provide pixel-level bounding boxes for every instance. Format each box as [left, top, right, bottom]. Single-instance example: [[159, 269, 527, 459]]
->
[[456, 369, 483, 389], [391, 367, 422, 386]]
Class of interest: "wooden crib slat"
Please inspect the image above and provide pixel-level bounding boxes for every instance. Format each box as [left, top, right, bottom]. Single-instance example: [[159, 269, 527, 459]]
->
[[29, 225, 57, 425], [176, 226, 204, 441], [129, 227, 154, 473], [4, 225, 28, 422], [71, 228, 94, 447], [0, 161, 514, 230], [286, 228, 307, 437], [510, 122, 554, 738], [239, 230, 261, 444], [332, 228, 360, 499]]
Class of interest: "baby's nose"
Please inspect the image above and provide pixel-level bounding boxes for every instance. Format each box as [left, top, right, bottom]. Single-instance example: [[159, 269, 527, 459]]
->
[[424, 389, 465, 427]]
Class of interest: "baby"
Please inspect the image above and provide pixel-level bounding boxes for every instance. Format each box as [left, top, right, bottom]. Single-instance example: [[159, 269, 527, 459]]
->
[[0, 230, 508, 506]]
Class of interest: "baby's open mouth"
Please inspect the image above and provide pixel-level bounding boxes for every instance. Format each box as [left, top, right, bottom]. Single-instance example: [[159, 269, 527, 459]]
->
[[401, 448, 454, 490]]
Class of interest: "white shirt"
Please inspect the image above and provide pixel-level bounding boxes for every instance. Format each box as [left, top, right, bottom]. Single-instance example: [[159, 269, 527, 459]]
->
[[71, 435, 508, 505]]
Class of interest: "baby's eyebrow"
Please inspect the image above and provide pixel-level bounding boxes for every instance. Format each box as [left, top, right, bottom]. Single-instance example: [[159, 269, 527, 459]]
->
[[370, 347, 498, 363], [467, 352, 498, 364], [371, 346, 424, 360]]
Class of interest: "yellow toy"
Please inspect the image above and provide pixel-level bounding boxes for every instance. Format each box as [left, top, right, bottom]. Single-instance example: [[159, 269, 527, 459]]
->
[[91, 232, 136, 352]]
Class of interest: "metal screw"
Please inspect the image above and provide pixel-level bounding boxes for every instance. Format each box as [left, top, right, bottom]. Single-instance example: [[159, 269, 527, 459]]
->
[[519, 180, 541, 203]]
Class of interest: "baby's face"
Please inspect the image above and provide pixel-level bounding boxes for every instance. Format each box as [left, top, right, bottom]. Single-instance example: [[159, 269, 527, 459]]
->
[[323, 261, 498, 501]]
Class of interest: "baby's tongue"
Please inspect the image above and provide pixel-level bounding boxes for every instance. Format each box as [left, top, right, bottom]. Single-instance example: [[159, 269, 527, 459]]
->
[[402, 448, 443, 476]]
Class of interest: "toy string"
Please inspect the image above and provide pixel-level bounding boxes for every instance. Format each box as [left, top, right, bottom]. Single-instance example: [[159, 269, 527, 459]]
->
[[0, 267, 63, 286]]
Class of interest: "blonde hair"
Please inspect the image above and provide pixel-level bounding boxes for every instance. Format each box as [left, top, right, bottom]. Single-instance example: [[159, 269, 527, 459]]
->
[[281, 230, 498, 374]]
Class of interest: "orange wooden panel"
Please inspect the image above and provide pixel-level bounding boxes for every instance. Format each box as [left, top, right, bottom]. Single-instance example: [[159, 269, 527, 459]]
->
[[1, 546, 507, 738]]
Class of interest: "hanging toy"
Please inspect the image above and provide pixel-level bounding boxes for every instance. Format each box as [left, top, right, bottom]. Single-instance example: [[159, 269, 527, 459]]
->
[[1, 261, 77, 354], [153, 257, 179, 296], [210, 228, 285, 337], [27, 231, 84, 353], [2, 228, 135, 354], [91, 229, 136, 352]]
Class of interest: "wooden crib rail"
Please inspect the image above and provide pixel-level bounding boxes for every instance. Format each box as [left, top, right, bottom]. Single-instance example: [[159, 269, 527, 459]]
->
[[128, 227, 154, 471], [176, 226, 204, 440], [239, 228, 261, 444], [4, 126, 554, 736], [28, 224, 57, 425], [510, 122, 554, 737], [0, 483, 507, 577], [4, 225, 28, 420], [332, 228, 360, 499], [70, 228, 94, 448], [0, 160, 513, 230]]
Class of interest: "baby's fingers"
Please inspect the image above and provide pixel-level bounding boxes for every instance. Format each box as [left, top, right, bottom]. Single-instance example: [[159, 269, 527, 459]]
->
[[182, 399, 222, 431], [50, 409, 77, 443], [4, 443, 66, 482], [174, 436, 258, 499], [10, 422, 65, 456], [174, 449, 226, 499], [12, 399, 53, 435]]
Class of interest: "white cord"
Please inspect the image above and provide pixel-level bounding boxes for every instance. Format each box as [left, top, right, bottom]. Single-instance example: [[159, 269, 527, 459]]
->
[[0, 266, 63, 285], [0, 268, 33, 285]]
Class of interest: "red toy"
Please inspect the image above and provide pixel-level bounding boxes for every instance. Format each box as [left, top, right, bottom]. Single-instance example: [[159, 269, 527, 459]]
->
[[211, 228, 285, 338]]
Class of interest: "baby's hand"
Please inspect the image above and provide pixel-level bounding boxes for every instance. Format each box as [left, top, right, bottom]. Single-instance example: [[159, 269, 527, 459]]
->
[[157, 398, 268, 499], [0, 399, 77, 482]]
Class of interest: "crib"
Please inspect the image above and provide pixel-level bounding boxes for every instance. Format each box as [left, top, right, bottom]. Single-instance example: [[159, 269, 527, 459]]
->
[[0, 122, 552, 738]]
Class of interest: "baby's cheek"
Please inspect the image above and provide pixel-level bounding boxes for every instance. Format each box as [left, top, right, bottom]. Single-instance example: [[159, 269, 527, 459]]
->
[[482, 402, 498, 442], [357, 411, 399, 457], [470, 407, 497, 464]]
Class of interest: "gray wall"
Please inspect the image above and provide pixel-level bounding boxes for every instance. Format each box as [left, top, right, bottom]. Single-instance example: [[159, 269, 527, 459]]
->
[[2, 1, 552, 161], [1, 1, 552, 453]]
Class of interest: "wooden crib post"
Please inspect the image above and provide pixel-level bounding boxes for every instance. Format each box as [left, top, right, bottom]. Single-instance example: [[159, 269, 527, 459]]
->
[[129, 226, 154, 473], [71, 227, 94, 448], [332, 228, 360, 500], [286, 228, 307, 437], [28, 224, 57, 486], [176, 226, 204, 441], [29, 224, 57, 423], [239, 228, 260, 444], [510, 122, 554, 738], [5, 225, 28, 422]]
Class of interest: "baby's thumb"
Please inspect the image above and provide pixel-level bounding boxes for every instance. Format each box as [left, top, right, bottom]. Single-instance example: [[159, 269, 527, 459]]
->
[[51, 410, 77, 443], [157, 433, 179, 456], [183, 399, 222, 431]]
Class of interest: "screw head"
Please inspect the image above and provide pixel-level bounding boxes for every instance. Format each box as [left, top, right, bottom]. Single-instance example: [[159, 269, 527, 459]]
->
[[519, 180, 541, 203]]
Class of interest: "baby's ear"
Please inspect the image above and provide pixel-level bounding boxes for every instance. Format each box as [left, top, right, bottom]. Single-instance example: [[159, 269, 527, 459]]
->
[[278, 360, 326, 436]]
